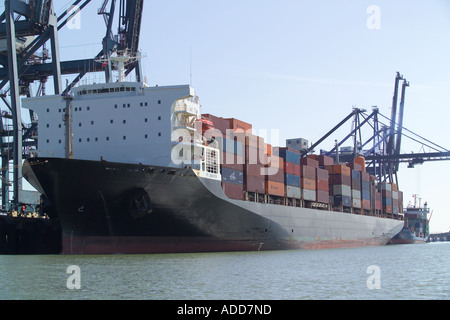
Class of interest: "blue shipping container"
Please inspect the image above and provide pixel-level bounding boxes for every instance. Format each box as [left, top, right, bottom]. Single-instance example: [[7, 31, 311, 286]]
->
[[362, 189, 371, 200], [220, 137, 243, 156], [361, 180, 370, 191], [351, 170, 361, 181], [279, 149, 300, 165], [221, 167, 243, 185], [333, 195, 352, 207], [285, 173, 301, 187], [382, 197, 392, 206]]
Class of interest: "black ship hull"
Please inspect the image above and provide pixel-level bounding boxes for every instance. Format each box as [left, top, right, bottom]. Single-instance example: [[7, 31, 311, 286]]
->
[[23, 157, 404, 254], [389, 226, 428, 245]]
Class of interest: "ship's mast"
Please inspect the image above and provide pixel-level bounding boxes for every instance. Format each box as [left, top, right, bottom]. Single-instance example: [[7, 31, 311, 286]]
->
[[96, 50, 144, 83]]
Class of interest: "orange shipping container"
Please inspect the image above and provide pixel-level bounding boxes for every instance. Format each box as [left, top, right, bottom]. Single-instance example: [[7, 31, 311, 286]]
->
[[265, 180, 285, 197], [330, 164, 351, 176], [354, 156, 366, 172], [301, 178, 316, 191], [264, 143, 272, 156]]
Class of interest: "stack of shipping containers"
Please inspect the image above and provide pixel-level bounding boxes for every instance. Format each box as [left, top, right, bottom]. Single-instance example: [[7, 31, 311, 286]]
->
[[351, 167, 361, 212], [310, 155, 333, 207], [361, 171, 371, 213], [220, 136, 245, 200], [326, 164, 352, 209], [300, 157, 318, 202], [242, 133, 266, 200], [279, 147, 301, 205], [265, 147, 285, 203], [202, 113, 404, 217], [380, 182, 393, 215]]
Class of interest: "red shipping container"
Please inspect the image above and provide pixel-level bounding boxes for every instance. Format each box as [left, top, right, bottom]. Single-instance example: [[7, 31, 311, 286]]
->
[[264, 168, 285, 183], [376, 191, 382, 201], [316, 168, 328, 180], [202, 114, 231, 136], [284, 162, 300, 176], [360, 171, 370, 182], [329, 173, 351, 186], [317, 155, 334, 166], [226, 118, 252, 134], [222, 182, 244, 200], [301, 165, 316, 180], [245, 175, 265, 193], [244, 163, 264, 177], [375, 200, 382, 210], [316, 190, 329, 204], [316, 179, 329, 192], [393, 199, 399, 208], [383, 205, 393, 214], [317, 167, 329, 191], [382, 189, 392, 198], [301, 157, 319, 169], [347, 162, 362, 172], [221, 152, 244, 171], [362, 199, 371, 210]]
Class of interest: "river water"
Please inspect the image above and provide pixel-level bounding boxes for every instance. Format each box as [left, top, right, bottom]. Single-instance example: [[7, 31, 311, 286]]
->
[[0, 242, 449, 300]]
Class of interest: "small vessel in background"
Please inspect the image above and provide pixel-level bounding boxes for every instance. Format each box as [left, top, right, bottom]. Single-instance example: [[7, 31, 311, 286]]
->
[[390, 194, 430, 244]]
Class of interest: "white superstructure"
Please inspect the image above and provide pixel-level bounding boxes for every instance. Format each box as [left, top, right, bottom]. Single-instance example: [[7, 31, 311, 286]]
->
[[23, 82, 196, 167]]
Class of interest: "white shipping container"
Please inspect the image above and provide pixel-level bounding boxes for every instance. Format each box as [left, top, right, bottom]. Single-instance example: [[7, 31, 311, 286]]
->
[[286, 185, 301, 199], [332, 184, 351, 197], [353, 199, 361, 208], [302, 188, 316, 201], [392, 191, 398, 200], [352, 189, 361, 199], [380, 182, 392, 191]]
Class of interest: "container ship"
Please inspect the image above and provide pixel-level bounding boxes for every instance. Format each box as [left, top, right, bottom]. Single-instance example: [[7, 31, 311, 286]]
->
[[21, 54, 404, 254], [389, 195, 430, 244]]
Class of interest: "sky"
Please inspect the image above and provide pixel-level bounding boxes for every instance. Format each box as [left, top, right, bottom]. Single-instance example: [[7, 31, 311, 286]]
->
[[4, 1, 450, 232]]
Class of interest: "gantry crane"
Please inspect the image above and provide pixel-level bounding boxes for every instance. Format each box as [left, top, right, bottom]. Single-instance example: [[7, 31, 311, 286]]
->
[[0, 0, 144, 209], [303, 72, 450, 185]]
